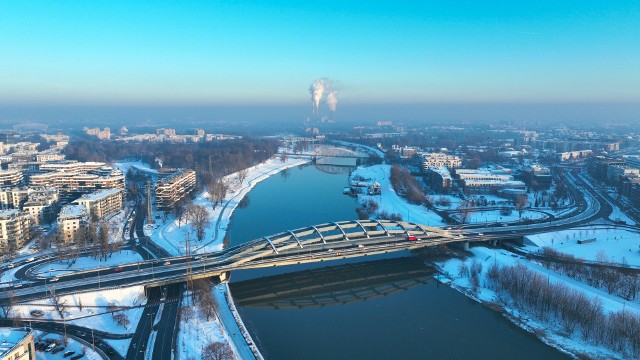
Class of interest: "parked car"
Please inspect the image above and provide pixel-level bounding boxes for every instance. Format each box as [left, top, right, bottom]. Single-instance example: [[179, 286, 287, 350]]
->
[[63, 351, 75, 358], [407, 235, 418, 241]]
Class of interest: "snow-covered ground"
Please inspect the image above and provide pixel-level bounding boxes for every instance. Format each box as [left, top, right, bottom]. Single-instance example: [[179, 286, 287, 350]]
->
[[437, 246, 634, 360], [524, 227, 640, 266], [146, 155, 311, 256], [351, 164, 446, 226], [15, 286, 146, 335], [34, 329, 102, 360], [31, 250, 144, 278], [450, 209, 548, 224], [177, 284, 258, 360]]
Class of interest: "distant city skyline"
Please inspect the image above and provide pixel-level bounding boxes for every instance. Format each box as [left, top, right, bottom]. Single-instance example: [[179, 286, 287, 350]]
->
[[1, 1, 639, 108]]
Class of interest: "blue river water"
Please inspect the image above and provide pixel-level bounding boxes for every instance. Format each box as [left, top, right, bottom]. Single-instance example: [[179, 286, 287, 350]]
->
[[226, 165, 568, 360]]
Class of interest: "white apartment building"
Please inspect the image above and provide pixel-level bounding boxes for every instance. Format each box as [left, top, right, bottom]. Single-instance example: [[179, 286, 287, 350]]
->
[[72, 188, 123, 219], [0, 210, 31, 254], [0, 170, 24, 187], [0, 327, 35, 360], [155, 169, 196, 210], [57, 204, 88, 243], [421, 153, 462, 170]]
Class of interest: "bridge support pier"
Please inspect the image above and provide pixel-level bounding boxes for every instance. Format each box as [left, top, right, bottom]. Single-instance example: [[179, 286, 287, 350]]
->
[[462, 241, 469, 251], [491, 240, 497, 247], [218, 271, 230, 282]]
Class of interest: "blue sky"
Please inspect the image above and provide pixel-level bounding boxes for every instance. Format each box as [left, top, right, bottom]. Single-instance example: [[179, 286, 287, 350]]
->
[[1, 1, 639, 106]]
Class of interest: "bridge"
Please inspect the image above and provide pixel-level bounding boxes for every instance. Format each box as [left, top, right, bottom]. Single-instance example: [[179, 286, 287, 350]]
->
[[1, 220, 490, 305]]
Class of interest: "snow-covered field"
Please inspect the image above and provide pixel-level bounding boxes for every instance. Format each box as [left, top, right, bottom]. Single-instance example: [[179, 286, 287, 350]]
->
[[31, 250, 144, 277], [437, 246, 634, 360], [524, 227, 640, 266], [450, 209, 548, 224], [351, 164, 446, 225], [146, 155, 311, 256], [15, 286, 146, 335]]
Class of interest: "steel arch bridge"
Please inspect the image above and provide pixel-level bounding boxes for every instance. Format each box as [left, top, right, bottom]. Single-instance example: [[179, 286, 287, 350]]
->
[[218, 219, 469, 271]]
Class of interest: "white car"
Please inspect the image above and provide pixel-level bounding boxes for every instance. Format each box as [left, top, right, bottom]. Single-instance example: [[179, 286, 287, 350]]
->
[[163, 261, 171, 266], [50, 277, 60, 282], [26, 257, 35, 262]]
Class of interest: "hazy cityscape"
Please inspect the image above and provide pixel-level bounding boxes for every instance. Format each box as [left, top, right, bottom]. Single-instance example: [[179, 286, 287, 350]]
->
[[1, 2, 640, 360]]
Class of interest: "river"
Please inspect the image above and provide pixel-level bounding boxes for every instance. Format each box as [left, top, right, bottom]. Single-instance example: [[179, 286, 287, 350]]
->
[[226, 165, 568, 360]]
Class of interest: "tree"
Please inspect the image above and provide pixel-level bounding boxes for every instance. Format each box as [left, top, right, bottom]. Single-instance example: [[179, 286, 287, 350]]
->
[[202, 341, 234, 360], [0, 291, 16, 320], [207, 179, 229, 211], [187, 204, 211, 241], [515, 195, 528, 218], [236, 168, 248, 184]]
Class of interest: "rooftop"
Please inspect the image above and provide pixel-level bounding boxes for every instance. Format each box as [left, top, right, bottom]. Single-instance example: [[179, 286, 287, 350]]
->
[[0, 327, 32, 357]]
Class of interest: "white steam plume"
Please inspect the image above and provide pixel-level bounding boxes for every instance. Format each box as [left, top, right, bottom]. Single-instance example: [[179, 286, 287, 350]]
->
[[309, 78, 335, 116], [326, 90, 338, 113]]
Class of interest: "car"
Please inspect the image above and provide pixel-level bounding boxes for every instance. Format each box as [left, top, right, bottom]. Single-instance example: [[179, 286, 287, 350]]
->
[[160, 297, 166, 302], [407, 235, 418, 241], [70, 354, 84, 360], [163, 261, 171, 266], [114, 267, 123, 272], [50, 277, 60, 282], [77, 331, 86, 337], [45, 343, 56, 352], [26, 257, 35, 262], [327, 249, 334, 252], [13, 283, 23, 288], [8, 263, 15, 269], [63, 351, 75, 358], [477, 233, 484, 236], [194, 256, 203, 260], [51, 347, 65, 355]]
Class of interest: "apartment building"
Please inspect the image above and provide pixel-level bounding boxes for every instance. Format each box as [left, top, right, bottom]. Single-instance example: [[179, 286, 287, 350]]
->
[[0, 210, 31, 254], [22, 188, 59, 226], [155, 169, 196, 210], [29, 166, 124, 201], [421, 153, 462, 170], [0, 170, 24, 187], [0, 327, 35, 360], [72, 188, 123, 219], [57, 205, 88, 243]]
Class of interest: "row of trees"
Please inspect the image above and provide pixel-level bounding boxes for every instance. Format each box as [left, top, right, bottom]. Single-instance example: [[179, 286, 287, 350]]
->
[[390, 165, 429, 206], [66, 137, 278, 178], [540, 247, 640, 300], [483, 262, 640, 358]]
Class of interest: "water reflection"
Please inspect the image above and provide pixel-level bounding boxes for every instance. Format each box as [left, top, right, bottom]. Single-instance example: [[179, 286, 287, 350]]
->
[[230, 257, 433, 309]]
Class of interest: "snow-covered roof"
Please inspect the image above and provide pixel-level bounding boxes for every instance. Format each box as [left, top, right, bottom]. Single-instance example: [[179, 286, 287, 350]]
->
[[0, 328, 32, 357], [59, 204, 88, 218], [74, 188, 122, 202], [428, 166, 452, 179]]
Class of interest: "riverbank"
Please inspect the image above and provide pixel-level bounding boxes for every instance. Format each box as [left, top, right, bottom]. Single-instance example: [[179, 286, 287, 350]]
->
[[145, 154, 311, 255]]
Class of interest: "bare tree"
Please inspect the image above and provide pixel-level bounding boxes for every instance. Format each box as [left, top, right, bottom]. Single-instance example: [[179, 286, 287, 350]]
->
[[0, 291, 16, 320], [187, 204, 211, 241], [207, 179, 229, 211], [457, 200, 474, 224], [236, 168, 248, 184], [515, 195, 528, 218], [50, 287, 68, 319], [202, 341, 234, 360]]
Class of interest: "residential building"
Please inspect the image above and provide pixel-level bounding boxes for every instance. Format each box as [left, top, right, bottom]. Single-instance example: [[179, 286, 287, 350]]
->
[[0, 188, 29, 210], [522, 164, 552, 190], [72, 188, 123, 219], [0, 327, 35, 360], [22, 188, 59, 226], [155, 169, 196, 210], [426, 166, 453, 193], [0, 210, 31, 254], [57, 205, 88, 243], [29, 165, 124, 201], [0, 170, 24, 187], [556, 150, 593, 162], [421, 153, 462, 170], [588, 156, 625, 182], [157, 128, 176, 136], [83, 127, 111, 140]]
